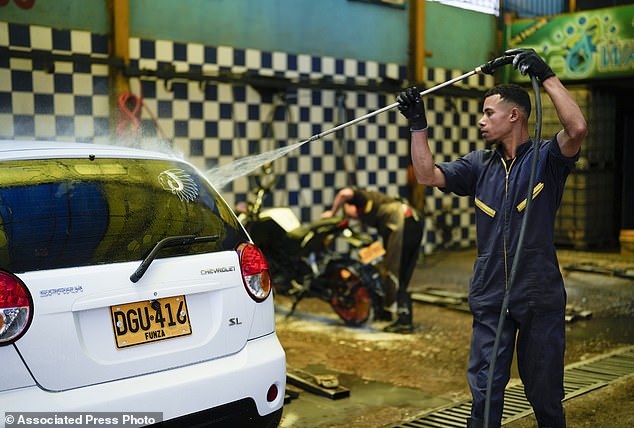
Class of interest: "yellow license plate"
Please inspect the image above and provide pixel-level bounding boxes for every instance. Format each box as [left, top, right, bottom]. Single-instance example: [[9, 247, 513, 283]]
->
[[359, 241, 386, 265], [110, 295, 192, 349]]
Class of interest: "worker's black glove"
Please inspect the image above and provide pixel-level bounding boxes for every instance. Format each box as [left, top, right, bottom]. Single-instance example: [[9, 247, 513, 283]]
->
[[397, 87, 427, 131], [480, 55, 514, 75], [505, 48, 555, 83]]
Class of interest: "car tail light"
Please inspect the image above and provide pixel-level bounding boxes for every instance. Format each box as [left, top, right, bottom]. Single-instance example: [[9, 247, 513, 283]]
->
[[0, 270, 33, 346], [236, 243, 271, 302], [267, 383, 279, 402]]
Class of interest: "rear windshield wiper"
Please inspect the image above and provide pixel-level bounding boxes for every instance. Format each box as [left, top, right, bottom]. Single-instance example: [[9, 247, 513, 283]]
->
[[130, 235, 219, 283]]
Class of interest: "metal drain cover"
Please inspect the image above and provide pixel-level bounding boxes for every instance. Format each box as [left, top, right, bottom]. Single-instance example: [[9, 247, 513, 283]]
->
[[390, 345, 634, 427]]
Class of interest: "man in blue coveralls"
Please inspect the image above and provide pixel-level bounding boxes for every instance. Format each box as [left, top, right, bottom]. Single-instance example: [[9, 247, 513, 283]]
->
[[397, 49, 587, 428]]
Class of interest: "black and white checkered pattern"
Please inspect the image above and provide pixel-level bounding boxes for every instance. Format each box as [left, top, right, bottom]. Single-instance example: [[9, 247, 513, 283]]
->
[[1, 22, 496, 254], [1, 24, 110, 142]]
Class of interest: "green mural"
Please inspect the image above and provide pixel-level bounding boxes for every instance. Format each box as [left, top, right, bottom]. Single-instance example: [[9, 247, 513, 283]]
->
[[507, 4, 634, 81]]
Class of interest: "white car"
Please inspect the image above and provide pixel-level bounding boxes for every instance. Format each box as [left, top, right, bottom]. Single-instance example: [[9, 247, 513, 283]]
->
[[0, 141, 286, 427]]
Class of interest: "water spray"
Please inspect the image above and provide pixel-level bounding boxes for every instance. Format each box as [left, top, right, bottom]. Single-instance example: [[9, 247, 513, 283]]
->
[[206, 55, 515, 189], [206, 140, 305, 189]]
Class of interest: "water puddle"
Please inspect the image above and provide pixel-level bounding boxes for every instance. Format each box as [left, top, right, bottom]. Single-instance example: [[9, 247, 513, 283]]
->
[[280, 365, 452, 428], [566, 315, 634, 343]]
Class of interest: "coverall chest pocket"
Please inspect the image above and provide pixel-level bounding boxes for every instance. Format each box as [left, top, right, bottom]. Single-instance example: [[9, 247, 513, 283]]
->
[[474, 197, 498, 243], [516, 182, 545, 213], [475, 197, 497, 219]]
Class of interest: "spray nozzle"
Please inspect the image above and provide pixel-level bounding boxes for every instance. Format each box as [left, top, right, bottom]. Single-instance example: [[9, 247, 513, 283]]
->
[[478, 55, 516, 75]]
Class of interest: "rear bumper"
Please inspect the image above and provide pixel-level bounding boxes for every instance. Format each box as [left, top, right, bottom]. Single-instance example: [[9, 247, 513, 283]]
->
[[0, 333, 286, 426], [155, 400, 283, 428]]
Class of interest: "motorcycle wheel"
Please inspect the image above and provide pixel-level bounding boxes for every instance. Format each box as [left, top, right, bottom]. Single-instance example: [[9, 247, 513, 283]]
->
[[328, 267, 372, 326]]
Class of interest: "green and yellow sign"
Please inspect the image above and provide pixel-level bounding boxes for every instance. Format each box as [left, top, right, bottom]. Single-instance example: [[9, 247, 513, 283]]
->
[[506, 5, 634, 81]]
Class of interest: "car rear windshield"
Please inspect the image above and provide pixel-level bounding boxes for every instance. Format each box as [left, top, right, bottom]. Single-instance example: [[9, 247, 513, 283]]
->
[[0, 156, 248, 273]]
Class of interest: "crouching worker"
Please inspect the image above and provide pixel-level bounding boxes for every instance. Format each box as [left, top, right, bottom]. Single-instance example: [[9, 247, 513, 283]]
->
[[322, 187, 423, 333]]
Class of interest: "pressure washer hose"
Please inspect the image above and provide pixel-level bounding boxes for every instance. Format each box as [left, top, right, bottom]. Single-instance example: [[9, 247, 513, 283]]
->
[[483, 73, 543, 428]]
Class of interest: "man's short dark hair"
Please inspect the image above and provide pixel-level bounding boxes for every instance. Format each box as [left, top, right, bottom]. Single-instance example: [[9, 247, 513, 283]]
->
[[484, 84, 531, 118]]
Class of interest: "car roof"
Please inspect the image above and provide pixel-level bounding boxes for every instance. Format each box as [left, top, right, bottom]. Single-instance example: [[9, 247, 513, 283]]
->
[[0, 140, 180, 161]]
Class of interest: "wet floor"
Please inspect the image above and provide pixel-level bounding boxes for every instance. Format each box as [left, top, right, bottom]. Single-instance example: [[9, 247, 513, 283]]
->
[[275, 248, 634, 428], [565, 316, 634, 343], [278, 314, 634, 428], [280, 367, 450, 428]]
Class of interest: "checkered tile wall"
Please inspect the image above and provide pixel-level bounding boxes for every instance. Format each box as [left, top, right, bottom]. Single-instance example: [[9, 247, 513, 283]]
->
[[0, 22, 495, 254]]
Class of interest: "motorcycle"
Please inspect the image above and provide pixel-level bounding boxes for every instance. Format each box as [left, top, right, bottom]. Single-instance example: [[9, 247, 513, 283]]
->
[[236, 166, 386, 326]]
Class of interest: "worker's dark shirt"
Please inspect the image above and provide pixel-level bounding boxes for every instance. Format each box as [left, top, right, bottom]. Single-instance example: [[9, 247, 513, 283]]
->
[[437, 137, 579, 312], [349, 188, 402, 241]]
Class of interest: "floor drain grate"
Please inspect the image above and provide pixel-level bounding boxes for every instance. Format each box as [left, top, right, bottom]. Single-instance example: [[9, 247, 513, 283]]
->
[[390, 345, 634, 427]]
